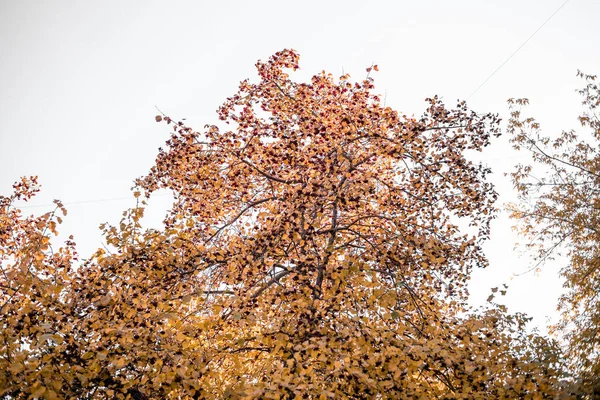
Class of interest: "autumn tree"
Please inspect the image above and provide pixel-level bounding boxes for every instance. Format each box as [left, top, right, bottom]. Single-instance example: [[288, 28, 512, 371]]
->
[[509, 71, 600, 398], [0, 177, 77, 399], [1, 50, 567, 399]]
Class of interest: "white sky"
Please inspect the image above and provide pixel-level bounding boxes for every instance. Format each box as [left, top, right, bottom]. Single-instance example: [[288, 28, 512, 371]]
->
[[1, 0, 599, 332]]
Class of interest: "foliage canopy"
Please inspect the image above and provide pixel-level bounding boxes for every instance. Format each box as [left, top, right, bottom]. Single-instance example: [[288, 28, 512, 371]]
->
[[1, 50, 567, 399]]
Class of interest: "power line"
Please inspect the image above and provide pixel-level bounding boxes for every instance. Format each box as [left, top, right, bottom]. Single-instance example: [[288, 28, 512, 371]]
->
[[18, 193, 172, 210], [15, 2, 570, 213], [466, 0, 571, 101]]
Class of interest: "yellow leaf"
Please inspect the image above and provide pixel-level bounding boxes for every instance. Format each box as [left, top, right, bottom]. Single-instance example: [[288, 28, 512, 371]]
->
[[30, 382, 46, 398], [46, 389, 58, 400]]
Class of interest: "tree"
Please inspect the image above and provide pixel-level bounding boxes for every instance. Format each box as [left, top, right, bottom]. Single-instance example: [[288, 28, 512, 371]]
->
[[0, 178, 77, 400], [509, 71, 600, 397], [1, 50, 566, 399]]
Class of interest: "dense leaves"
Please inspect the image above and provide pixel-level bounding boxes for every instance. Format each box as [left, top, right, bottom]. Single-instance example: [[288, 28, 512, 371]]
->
[[509, 72, 600, 397], [1, 50, 567, 398]]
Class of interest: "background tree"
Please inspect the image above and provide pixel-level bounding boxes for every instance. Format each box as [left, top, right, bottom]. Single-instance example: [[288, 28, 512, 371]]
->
[[1, 50, 566, 399], [0, 177, 76, 400], [509, 71, 600, 397]]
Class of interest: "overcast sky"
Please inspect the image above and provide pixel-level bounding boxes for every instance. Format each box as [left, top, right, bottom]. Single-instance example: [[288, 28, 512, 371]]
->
[[1, 0, 599, 332]]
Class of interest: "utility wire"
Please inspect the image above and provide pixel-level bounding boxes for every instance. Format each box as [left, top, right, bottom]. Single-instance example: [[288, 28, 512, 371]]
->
[[17, 154, 527, 211], [466, 0, 571, 101], [17, 2, 571, 212], [18, 193, 172, 210]]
